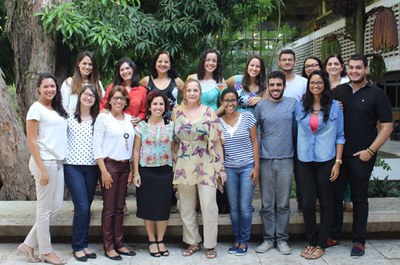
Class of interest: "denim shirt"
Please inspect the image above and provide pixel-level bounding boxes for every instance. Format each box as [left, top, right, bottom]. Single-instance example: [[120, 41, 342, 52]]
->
[[295, 100, 345, 162]]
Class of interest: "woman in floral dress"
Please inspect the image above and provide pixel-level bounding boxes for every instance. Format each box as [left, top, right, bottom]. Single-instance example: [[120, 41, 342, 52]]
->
[[171, 79, 226, 259]]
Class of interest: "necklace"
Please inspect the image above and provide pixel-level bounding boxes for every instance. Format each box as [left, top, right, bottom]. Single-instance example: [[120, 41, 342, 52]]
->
[[113, 113, 130, 150]]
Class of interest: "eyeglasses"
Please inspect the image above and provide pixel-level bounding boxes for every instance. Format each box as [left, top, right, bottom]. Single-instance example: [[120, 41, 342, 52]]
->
[[310, 81, 324, 86], [222, 99, 238, 104], [305, 64, 319, 69], [83, 92, 96, 99], [112, 96, 127, 102]]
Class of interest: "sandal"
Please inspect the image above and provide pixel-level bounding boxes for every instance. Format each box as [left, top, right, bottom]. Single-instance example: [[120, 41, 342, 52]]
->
[[305, 246, 324, 260], [300, 246, 315, 258], [182, 244, 200, 257], [206, 248, 217, 259], [157, 241, 170, 256], [148, 241, 161, 257]]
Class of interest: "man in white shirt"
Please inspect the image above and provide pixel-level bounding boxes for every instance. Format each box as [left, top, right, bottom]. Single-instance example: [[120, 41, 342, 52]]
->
[[278, 49, 307, 102]]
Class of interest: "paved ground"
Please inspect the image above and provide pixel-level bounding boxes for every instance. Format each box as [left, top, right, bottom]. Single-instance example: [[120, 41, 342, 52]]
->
[[2, 240, 400, 264]]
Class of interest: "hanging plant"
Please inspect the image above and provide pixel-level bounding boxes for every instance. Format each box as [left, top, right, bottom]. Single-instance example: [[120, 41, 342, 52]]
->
[[320, 34, 342, 61], [372, 7, 399, 52], [369, 54, 387, 77]]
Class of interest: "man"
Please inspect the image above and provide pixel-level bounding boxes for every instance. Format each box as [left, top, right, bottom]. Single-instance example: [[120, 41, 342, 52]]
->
[[254, 71, 296, 255], [278, 49, 308, 211], [278, 49, 308, 102], [333, 54, 393, 257]]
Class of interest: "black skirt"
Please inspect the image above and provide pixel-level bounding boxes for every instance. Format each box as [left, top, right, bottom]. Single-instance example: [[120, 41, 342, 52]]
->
[[136, 165, 173, 221]]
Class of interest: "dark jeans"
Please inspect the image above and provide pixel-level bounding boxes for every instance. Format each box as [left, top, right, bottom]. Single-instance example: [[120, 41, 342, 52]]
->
[[344, 155, 375, 244], [330, 165, 348, 240], [64, 164, 99, 252], [101, 159, 130, 251], [297, 159, 335, 247]]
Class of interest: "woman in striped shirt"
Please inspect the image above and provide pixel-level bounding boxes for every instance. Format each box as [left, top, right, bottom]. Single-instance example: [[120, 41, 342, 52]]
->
[[219, 88, 260, 256]]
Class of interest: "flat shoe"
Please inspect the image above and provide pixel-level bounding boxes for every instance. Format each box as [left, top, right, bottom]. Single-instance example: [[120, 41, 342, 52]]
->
[[104, 252, 122, 261], [305, 246, 324, 260], [40, 254, 66, 265], [206, 248, 217, 259], [85, 252, 97, 259], [116, 249, 136, 256], [73, 251, 88, 262]]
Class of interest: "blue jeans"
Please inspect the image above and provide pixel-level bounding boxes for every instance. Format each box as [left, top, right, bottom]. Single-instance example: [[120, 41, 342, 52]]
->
[[225, 163, 256, 244], [64, 164, 99, 251]]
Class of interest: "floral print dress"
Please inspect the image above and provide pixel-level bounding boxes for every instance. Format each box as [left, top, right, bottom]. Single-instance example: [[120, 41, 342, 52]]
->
[[172, 106, 224, 190]]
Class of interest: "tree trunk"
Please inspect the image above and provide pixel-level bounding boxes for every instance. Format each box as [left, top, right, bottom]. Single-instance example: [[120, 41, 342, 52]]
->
[[355, 0, 366, 54], [0, 69, 35, 200], [2, 0, 68, 200]]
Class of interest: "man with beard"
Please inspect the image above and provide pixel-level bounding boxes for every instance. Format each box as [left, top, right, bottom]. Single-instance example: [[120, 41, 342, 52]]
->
[[278, 49, 307, 102], [332, 54, 393, 257], [254, 71, 296, 255]]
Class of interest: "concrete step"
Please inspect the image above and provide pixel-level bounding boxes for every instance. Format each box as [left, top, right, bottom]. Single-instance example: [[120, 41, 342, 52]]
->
[[1, 198, 399, 239]]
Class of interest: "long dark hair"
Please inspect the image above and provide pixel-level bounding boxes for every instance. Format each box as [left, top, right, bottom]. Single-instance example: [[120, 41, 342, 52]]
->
[[74, 84, 100, 125], [150, 51, 178, 79], [242, 55, 266, 95], [196, 49, 223, 82], [71, 51, 102, 96], [113, 57, 140, 87], [302, 70, 332, 123], [37, 73, 68, 118]]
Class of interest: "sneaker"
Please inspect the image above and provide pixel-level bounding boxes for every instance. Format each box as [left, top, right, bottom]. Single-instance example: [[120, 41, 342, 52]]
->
[[235, 246, 248, 256], [277, 241, 292, 255], [228, 245, 238, 254], [326, 238, 340, 248], [256, 241, 274, 253], [350, 242, 365, 257]]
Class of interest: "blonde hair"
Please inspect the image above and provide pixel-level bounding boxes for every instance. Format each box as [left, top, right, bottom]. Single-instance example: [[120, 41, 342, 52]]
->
[[182, 79, 202, 105]]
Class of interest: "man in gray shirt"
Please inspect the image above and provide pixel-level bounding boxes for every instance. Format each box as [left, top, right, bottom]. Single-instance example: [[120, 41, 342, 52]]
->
[[254, 71, 296, 255]]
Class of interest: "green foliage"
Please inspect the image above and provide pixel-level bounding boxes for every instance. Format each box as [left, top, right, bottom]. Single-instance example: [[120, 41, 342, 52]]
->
[[368, 176, 400, 197], [320, 35, 342, 61], [7, 83, 18, 111], [375, 156, 392, 171], [369, 54, 387, 78]]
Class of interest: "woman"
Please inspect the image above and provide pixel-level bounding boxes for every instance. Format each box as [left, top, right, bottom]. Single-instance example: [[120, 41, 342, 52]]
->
[[132, 91, 174, 257], [172, 79, 226, 259], [140, 50, 184, 119], [295, 70, 345, 260], [61, 51, 103, 112], [93, 86, 135, 261], [219, 88, 259, 256], [324, 54, 349, 90], [226, 55, 267, 112], [301, 56, 324, 78], [18, 73, 68, 265], [100, 57, 146, 125], [187, 49, 226, 116], [64, 84, 100, 262]]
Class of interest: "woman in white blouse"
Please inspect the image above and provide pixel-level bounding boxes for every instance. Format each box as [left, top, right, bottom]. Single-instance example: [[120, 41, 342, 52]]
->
[[61, 51, 104, 112], [18, 73, 68, 265], [93, 86, 135, 261], [64, 84, 100, 262]]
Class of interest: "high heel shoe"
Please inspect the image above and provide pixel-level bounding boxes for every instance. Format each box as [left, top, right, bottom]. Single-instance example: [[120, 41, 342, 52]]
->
[[148, 241, 161, 257], [157, 240, 170, 256], [40, 253, 66, 265], [16, 243, 40, 263]]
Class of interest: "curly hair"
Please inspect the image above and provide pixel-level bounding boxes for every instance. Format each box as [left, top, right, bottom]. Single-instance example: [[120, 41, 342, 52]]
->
[[302, 70, 333, 123], [196, 49, 223, 82], [113, 57, 140, 87], [150, 51, 178, 79], [37, 73, 68, 118], [145, 91, 170, 119]]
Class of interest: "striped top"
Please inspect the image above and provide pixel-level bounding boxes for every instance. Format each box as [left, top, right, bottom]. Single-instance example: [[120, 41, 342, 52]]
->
[[219, 111, 256, 168]]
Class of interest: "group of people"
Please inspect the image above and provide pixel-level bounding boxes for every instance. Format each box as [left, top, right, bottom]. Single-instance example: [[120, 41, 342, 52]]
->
[[16, 47, 393, 264]]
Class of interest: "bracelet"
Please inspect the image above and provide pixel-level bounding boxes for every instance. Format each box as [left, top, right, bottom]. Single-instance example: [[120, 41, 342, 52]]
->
[[335, 159, 342, 164], [366, 148, 375, 157]]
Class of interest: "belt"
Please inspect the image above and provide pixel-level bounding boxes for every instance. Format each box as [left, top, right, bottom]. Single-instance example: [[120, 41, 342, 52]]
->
[[104, 157, 129, 163]]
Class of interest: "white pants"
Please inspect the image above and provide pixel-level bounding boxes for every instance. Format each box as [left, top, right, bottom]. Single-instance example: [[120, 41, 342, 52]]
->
[[24, 157, 64, 254], [178, 184, 218, 249]]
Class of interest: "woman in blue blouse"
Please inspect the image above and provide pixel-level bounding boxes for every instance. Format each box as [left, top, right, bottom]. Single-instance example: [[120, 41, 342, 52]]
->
[[226, 55, 267, 112], [295, 70, 344, 260], [219, 88, 259, 256]]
